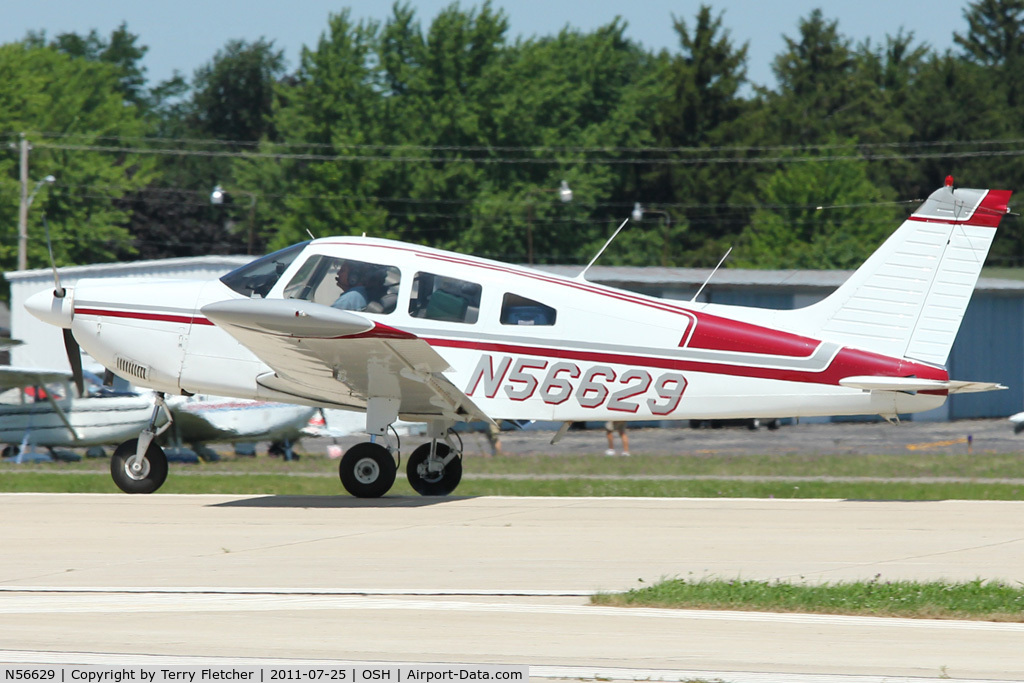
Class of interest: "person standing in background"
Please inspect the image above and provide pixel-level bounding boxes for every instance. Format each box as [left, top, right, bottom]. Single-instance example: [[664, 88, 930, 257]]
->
[[605, 421, 629, 456]]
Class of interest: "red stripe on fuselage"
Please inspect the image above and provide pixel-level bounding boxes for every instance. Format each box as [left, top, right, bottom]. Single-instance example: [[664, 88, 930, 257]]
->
[[425, 337, 948, 388], [75, 307, 216, 326], [685, 314, 819, 357], [77, 305, 947, 387]]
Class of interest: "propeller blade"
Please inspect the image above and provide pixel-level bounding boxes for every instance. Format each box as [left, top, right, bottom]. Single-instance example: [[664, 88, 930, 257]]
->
[[63, 328, 84, 397], [42, 214, 65, 298]]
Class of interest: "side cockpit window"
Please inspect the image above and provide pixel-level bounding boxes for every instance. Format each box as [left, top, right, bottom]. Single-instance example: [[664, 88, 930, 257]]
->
[[500, 293, 556, 326], [409, 272, 481, 324], [220, 242, 308, 298], [284, 254, 400, 314]]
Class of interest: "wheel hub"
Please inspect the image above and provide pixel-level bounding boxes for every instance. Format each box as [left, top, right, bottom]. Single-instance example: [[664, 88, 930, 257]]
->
[[354, 457, 380, 484], [125, 457, 151, 481], [417, 460, 445, 483]]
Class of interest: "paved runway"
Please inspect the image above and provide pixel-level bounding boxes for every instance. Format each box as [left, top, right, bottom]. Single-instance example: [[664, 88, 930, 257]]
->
[[1, 494, 1022, 682]]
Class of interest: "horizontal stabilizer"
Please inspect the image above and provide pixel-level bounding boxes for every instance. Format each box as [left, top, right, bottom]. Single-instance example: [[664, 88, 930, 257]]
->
[[840, 376, 1006, 394]]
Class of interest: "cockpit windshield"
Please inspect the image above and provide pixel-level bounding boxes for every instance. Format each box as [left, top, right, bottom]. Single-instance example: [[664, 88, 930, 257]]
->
[[220, 242, 309, 298]]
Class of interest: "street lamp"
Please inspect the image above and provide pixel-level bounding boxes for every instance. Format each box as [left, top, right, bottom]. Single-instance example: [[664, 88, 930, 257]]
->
[[17, 174, 56, 271], [211, 184, 258, 255], [526, 180, 572, 266], [631, 202, 673, 266]]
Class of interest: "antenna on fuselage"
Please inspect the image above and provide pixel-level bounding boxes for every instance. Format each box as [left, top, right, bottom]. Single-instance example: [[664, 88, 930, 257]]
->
[[690, 246, 732, 303], [577, 218, 629, 280]]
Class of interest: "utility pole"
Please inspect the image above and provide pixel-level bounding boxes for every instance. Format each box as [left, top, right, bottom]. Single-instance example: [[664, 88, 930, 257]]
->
[[17, 133, 29, 272]]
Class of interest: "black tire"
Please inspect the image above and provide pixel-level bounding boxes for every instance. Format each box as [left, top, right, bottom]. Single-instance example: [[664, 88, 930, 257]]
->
[[110, 438, 168, 494], [406, 442, 462, 496], [339, 442, 396, 498]]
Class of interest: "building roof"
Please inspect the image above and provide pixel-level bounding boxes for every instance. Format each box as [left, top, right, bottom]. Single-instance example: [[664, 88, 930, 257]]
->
[[6, 254, 1024, 293], [3, 255, 253, 284], [536, 265, 1024, 293]]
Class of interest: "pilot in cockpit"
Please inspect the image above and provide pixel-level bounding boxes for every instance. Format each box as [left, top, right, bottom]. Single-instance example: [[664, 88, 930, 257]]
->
[[332, 260, 369, 311]]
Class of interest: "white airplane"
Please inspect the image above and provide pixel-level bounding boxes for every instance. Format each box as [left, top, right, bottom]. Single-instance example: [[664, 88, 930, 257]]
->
[[1008, 410, 1024, 434], [161, 394, 316, 460], [0, 366, 156, 461], [26, 179, 1011, 496], [1, 362, 317, 462]]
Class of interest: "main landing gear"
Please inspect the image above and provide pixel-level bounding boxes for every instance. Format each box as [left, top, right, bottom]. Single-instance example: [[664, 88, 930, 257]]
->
[[111, 392, 171, 494], [338, 424, 463, 498]]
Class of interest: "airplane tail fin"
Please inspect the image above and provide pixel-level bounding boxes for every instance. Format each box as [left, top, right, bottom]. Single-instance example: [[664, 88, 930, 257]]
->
[[787, 181, 1012, 367]]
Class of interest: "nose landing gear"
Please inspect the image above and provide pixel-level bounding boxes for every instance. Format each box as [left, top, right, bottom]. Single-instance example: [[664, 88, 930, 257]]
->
[[110, 392, 172, 494]]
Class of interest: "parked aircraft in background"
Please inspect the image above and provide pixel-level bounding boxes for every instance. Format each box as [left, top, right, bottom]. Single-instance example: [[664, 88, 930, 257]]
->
[[1009, 411, 1024, 434], [1, 365, 319, 462], [161, 394, 316, 460], [0, 366, 156, 461], [26, 179, 1011, 496]]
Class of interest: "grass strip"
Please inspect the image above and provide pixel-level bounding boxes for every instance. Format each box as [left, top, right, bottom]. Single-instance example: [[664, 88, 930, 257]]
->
[[9, 451, 1024, 479], [468, 452, 1024, 479], [2, 471, 1024, 499], [592, 577, 1024, 621]]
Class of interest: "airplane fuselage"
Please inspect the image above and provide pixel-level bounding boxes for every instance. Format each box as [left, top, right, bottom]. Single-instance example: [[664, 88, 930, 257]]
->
[[60, 238, 950, 424]]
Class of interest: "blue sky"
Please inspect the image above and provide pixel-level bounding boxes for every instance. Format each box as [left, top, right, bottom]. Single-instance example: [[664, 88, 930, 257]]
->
[[3, 1, 972, 90]]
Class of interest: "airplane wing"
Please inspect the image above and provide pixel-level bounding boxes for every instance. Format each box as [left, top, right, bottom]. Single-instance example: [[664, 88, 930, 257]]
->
[[0, 366, 74, 390], [200, 299, 488, 423], [839, 376, 1007, 394], [0, 366, 81, 441]]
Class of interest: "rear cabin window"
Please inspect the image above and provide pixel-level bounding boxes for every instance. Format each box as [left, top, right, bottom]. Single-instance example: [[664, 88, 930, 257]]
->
[[500, 293, 557, 326], [283, 255, 400, 314], [409, 272, 481, 324]]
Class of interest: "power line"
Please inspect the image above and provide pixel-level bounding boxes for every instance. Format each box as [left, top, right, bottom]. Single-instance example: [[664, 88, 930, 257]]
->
[[30, 140, 1024, 166], [19, 132, 1024, 166], [26, 130, 1024, 155]]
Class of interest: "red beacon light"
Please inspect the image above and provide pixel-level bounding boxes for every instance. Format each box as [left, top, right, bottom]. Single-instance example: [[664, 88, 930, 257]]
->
[[945, 175, 955, 188]]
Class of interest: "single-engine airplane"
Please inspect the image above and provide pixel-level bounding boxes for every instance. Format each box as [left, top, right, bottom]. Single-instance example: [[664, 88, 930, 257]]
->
[[0, 366, 157, 461], [26, 179, 1011, 496], [161, 393, 316, 460]]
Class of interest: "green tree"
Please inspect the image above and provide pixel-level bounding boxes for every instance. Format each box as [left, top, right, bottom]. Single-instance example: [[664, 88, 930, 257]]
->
[[760, 9, 901, 144], [189, 38, 286, 143], [459, 19, 657, 264], [24, 23, 151, 108], [641, 5, 751, 266], [733, 142, 904, 269], [0, 43, 153, 289], [955, 0, 1024, 66], [260, 8, 388, 249]]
